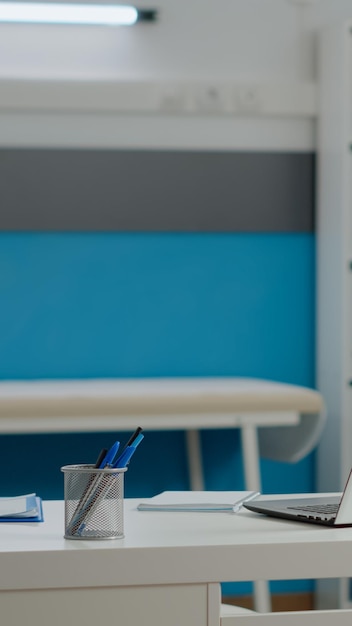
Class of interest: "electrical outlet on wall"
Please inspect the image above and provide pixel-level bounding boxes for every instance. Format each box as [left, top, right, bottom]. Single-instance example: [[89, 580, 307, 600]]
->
[[194, 84, 228, 114], [235, 86, 262, 114]]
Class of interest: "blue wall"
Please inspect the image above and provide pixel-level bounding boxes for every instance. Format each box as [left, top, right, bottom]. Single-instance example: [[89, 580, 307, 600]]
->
[[0, 232, 316, 595], [0, 232, 315, 382]]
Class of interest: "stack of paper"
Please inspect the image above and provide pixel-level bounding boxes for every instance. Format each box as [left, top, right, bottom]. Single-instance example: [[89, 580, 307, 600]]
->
[[0, 493, 43, 522], [137, 490, 259, 512]]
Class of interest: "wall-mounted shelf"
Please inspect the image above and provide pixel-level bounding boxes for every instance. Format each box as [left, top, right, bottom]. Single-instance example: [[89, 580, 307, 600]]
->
[[0, 79, 317, 116]]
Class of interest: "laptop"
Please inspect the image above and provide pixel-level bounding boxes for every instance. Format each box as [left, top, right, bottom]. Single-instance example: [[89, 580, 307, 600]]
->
[[243, 469, 352, 527]]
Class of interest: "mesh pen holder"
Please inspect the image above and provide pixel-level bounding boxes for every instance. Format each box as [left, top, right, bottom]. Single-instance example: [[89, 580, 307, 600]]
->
[[61, 464, 127, 540]]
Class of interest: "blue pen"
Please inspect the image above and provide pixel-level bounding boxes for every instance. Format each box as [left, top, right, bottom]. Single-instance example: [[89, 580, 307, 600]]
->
[[77, 444, 137, 535], [113, 433, 144, 468], [130, 432, 144, 449], [77, 434, 145, 535], [98, 441, 120, 468], [112, 445, 136, 468]]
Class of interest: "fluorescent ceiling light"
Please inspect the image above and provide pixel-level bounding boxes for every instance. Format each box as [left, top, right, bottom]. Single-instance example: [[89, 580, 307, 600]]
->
[[0, 2, 144, 25]]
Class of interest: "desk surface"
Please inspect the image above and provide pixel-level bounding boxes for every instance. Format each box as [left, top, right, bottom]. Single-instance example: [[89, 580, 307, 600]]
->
[[0, 378, 325, 464], [0, 377, 323, 416], [0, 499, 351, 592]]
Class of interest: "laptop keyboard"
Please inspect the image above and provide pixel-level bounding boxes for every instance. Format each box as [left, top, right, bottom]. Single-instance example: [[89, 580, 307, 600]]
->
[[287, 504, 338, 515]]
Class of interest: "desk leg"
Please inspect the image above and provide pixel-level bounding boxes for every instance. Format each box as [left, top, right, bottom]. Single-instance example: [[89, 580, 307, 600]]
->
[[241, 424, 271, 614], [241, 423, 261, 494], [252, 580, 271, 614], [186, 429, 205, 490]]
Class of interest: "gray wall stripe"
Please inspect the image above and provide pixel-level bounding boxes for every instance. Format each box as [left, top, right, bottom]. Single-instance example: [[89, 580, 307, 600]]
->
[[0, 149, 314, 231]]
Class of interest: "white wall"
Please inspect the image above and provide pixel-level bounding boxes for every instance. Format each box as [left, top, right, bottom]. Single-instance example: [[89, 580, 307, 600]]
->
[[0, 0, 306, 81], [0, 0, 348, 82], [0, 0, 351, 150]]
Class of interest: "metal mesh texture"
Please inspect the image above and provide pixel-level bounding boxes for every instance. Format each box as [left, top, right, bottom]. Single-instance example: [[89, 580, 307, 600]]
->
[[61, 464, 126, 540]]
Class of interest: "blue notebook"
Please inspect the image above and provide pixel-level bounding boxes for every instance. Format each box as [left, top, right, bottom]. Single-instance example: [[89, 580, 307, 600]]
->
[[0, 494, 44, 522]]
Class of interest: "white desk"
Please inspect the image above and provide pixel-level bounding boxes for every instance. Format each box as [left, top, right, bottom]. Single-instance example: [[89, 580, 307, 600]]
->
[[0, 377, 325, 494], [1, 499, 351, 626], [0, 377, 325, 614]]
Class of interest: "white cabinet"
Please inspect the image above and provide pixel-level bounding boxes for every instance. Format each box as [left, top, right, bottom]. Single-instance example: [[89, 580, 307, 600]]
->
[[0, 585, 212, 626], [317, 20, 352, 609]]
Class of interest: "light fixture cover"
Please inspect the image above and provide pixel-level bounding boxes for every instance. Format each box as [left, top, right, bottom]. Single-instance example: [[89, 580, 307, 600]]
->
[[0, 2, 151, 25]]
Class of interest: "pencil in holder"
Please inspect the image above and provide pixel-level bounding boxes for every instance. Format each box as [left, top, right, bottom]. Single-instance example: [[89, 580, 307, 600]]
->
[[61, 464, 127, 540]]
